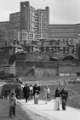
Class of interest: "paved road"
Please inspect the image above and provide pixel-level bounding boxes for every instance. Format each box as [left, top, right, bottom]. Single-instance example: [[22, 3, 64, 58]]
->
[[19, 99, 80, 120], [0, 99, 34, 120]]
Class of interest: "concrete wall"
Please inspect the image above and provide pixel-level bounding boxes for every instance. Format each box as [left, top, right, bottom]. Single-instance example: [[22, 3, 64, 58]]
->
[[16, 61, 80, 77], [59, 65, 80, 74]]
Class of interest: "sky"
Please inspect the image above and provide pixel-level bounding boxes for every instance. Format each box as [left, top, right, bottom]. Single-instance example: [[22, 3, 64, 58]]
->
[[0, 0, 80, 24]]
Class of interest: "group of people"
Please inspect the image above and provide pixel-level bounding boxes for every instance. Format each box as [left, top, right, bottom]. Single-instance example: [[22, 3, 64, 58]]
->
[[54, 87, 68, 110], [23, 84, 51, 104], [7, 83, 68, 119], [23, 83, 41, 104]]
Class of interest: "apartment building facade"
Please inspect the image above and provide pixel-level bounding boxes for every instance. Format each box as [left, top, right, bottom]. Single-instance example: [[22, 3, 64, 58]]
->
[[34, 7, 49, 40], [9, 1, 49, 43], [0, 1, 80, 58], [0, 21, 11, 46], [46, 24, 79, 57]]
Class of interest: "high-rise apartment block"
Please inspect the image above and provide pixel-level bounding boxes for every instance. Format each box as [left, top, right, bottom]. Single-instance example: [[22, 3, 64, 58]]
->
[[34, 7, 49, 40], [20, 1, 31, 31], [9, 1, 49, 43], [19, 1, 49, 42]]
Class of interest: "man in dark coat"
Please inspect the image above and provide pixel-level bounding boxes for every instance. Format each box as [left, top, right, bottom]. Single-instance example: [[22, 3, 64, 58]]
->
[[33, 84, 40, 104], [60, 88, 68, 110], [54, 87, 61, 110], [33, 84, 40, 95], [23, 84, 30, 102]]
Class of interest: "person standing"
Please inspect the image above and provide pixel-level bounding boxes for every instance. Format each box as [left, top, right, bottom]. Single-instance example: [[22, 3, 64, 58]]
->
[[44, 87, 47, 104], [29, 85, 33, 100], [9, 90, 17, 118], [54, 87, 61, 110], [33, 84, 40, 104], [60, 88, 68, 110], [47, 86, 50, 100], [44, 86, 50, 104], [23, 84, 30, 102]]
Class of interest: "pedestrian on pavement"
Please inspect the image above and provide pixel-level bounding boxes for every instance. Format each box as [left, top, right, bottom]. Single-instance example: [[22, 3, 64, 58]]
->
[[9, 90, 17, 118], [44, 87, 47, 104], [29, 85, 33, 100], [23, 84, 30, 102], [34, 90, 39, 104], [44, 86, 50, 104], [37, 83, 41, 94], [47, 86, 50, 100], [54, 87, 61, 110], [33, 84, 40, 104], [60, 87, 68, 110]]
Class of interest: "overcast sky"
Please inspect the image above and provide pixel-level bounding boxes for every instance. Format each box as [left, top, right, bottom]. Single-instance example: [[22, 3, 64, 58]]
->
[[0, 0, 80, 24]]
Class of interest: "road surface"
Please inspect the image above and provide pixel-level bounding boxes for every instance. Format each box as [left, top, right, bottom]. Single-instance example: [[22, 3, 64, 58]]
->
[[19, 99, 80, 120], [0, 99, 43, 120]]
